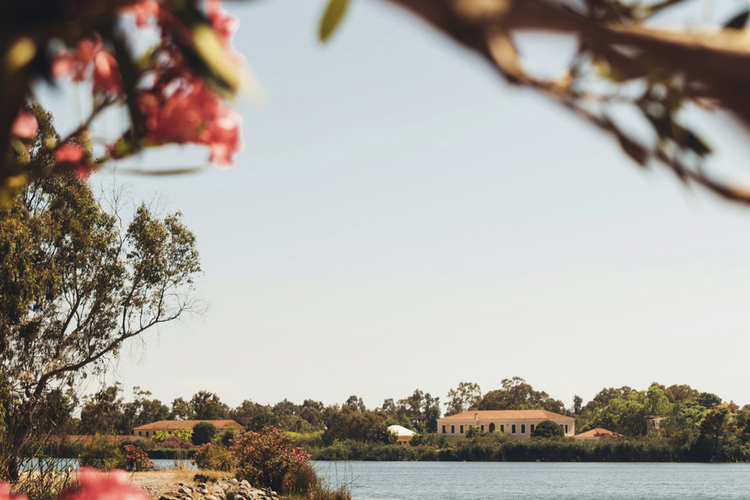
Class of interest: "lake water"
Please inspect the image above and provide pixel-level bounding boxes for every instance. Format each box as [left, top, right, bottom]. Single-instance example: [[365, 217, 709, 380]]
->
[[312, 461, 750, 500]]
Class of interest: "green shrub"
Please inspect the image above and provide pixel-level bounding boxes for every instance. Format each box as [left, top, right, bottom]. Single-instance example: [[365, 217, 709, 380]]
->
[[232, 428, 312, 494], [124, 444, 155, 472], [192, 423, 217, 446], [174, 428, 193, 442], [531, 420, 564, 439], [78, 435, 126, 470], [152, 431, 170, 443], [220, 431, 235, 447], [193, 443, 234, 471]]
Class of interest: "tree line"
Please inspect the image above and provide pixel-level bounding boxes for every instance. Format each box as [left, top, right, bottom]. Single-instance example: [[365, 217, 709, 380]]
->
[[45, 377, 746, 448]]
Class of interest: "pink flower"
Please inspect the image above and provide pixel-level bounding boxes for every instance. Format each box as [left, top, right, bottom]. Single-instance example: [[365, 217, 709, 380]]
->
[[54, 143, 92, 180], [206, 0, 239, 46], [138, 72, 241, 166], [55, 143, 84, 164], [11, 111, 38, 139], [0, 484, 28, 500], [52, 35, 122, 95], [93, 50, 121, 95], [59, 468, 149, 500]]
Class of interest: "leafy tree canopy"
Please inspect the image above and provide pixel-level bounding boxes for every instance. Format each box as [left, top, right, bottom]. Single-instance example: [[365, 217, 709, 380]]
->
[[532, 419, 564, 439]]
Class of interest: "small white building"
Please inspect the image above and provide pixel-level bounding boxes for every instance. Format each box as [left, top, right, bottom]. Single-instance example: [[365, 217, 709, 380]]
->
[[388, 425, 416, 445], [436, 410, 575, 439]]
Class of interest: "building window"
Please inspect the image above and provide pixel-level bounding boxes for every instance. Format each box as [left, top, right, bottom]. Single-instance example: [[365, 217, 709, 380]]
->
[[451, 425, 455, 434], [501, 425, 505, 433], [138, 431, 142, 436], [565, 424, 569, 433], [146, 432, 149, 438], [512, 424, 516, 434], [481, 425, 485, 433], [530, 424, 535, 434], [489, 423, 496, 432], [460, 425, 464, 433], [521, 424, 526, 434], [442, 425, 446, 434]]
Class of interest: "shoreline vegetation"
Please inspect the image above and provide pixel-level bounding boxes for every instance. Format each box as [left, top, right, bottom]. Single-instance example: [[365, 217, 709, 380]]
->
[[35, 433, 750, 464], [27, 376, 750, 469]]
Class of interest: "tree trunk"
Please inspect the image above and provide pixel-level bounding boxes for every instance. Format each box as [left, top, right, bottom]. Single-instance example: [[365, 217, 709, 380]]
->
[[3, 402, 35, 482]]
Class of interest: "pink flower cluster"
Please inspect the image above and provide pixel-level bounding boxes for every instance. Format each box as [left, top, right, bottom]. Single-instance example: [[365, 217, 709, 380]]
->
[[49, 0, 242, 167], [0, 469, 149, 500], [11, 111, 37, 139], [53, 35, 122, 96], [124, 445, 156, 472], [230, 428, 312, 493], [138, 60, 241, 166], [0, 484, 27, 500], [58, 469, 150, 500]]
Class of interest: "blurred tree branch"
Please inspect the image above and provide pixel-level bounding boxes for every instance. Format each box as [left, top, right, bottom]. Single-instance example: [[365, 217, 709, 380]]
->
[[377, 0, 750, 203]]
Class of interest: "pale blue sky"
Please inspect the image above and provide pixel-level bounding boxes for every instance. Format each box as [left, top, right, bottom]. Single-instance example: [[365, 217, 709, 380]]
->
[[39, 0, 750, 411]]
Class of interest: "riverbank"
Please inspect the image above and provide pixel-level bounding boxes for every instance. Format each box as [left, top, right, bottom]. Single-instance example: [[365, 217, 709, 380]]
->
[[130, 471, 283, 500], [311, 438, 750, 463]]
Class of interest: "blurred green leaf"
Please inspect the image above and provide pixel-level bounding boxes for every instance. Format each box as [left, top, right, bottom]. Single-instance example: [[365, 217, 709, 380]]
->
[[319, 0, 350, 42], [192, 23, 240, 94]]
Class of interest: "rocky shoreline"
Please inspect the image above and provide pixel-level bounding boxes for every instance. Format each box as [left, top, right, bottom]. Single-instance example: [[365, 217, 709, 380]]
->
[[131, 472, 285, 500]]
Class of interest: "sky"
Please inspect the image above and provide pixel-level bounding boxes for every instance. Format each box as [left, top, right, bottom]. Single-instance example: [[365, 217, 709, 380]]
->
[[37, 0, 750, 412]]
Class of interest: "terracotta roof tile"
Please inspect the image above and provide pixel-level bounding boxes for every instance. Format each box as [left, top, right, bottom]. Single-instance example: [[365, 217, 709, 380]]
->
[[132, 420, 245, 431], [575, 428, 623, 438]]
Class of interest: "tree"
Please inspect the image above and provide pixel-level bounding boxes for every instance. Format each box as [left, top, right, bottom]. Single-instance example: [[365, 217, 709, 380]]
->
[[344, 395, 366, 413], [664, 384, 700, 404], [230, 399, 265, 419], [190, 391, 229, 420], [321, 405, 393, 445], [445, 382, 482, 416], [249, 412, 280, 432], [697, 408, 732, 458], [696, 392, 723, 410], [531, 419, 564, 439], [572, 395, 583, 415], [192, 422, 218, 446], [171, 397, 195, 420], [122, 387, 170, 432], [0, 162, 201, 479], [478, 377, 565, 414], [78, 384, 125, 435]]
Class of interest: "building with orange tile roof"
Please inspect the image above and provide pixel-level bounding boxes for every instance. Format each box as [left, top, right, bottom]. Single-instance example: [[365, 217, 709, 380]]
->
[[572, 428, 624, 442], [132, 420, 245, 439], [437, 410, 575, 439]]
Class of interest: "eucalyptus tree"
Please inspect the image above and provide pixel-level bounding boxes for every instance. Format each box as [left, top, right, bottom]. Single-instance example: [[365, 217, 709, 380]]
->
[[0, 167, 201, 479]]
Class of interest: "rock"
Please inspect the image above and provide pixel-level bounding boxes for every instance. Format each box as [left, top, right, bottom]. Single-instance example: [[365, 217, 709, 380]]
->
[[179, 487, 193, 495], [230, 479, 239, 485], [160, 496, 179, 500]]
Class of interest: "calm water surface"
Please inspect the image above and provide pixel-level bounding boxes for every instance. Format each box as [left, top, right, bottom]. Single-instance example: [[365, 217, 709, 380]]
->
[[313, 461, 750, 500]]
